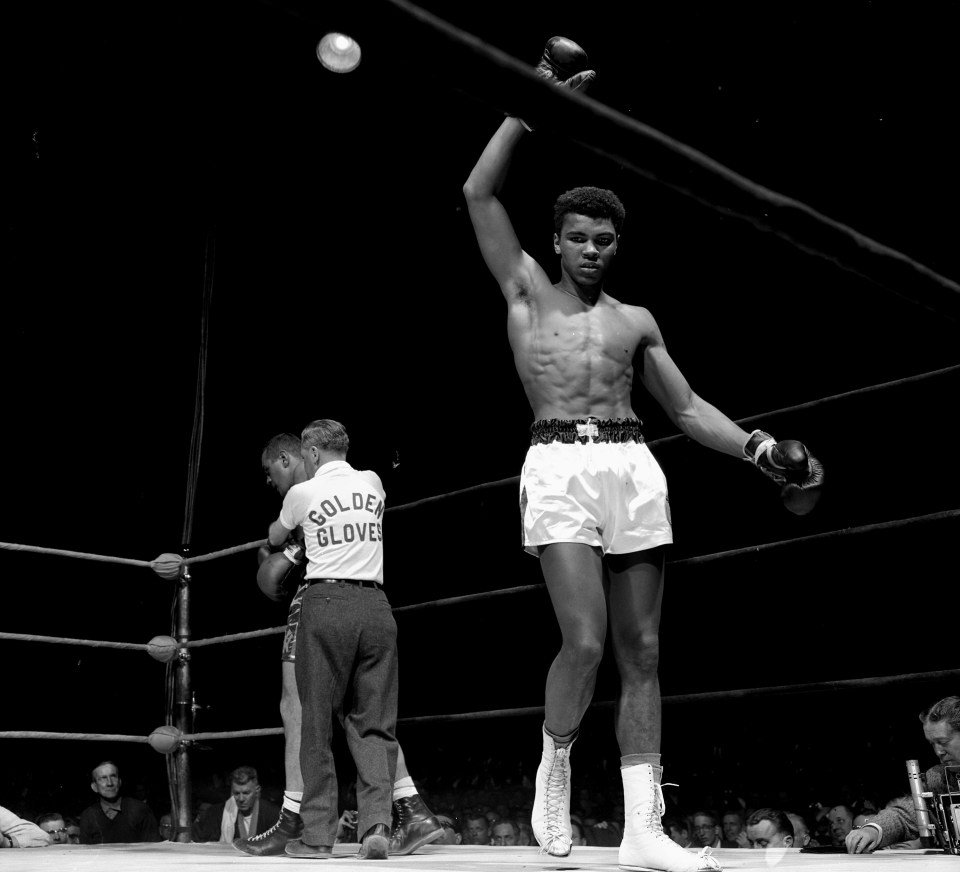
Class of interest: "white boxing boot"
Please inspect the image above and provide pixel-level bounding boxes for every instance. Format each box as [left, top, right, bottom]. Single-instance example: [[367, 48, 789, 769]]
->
[[619, 763, 721, 872], [530, 725, 574, 856]]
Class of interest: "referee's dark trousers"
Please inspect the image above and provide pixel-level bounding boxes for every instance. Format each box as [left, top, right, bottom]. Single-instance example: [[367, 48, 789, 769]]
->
[[296, 580, 399, 847]]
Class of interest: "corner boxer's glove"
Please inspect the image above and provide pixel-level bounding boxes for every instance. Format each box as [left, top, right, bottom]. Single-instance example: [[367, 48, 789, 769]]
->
[[256, 542, 305, 602], [744, 429, 824, 516], [515, 36, 595, 132], [282, 541, 305, 566]]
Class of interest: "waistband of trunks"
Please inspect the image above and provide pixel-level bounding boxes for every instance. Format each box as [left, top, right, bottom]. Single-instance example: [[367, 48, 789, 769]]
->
[[307, 578, 382, 590], [529, 417, 645, 445]]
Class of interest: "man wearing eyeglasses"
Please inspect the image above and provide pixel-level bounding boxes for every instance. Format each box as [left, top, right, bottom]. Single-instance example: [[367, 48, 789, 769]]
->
[[691, 811, 738, 850], [35, 813, 70, 845]]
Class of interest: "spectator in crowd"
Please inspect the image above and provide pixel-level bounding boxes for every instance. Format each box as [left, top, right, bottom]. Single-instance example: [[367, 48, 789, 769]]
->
[[462, 812, 491, 845], [1, 805, 50, 848], [435, 814, 462, 845], [722, 809, 749, 847], [491, 818, 521, 846], [516, 819, 534, 846], [158, 813, 175, 841], [662, 814, 693, 849], [64, 817, 81, 845], [847, 694, 960, 854], [745, 808, 794, 849], [191, 766, 280, 843], [785, 811, 813, 848], [812, 804, 832, 845], [35, 812, 70, 845], [691, 809, 737, 849], [825, 804, 855, 847], [79, 761, 161, 844]]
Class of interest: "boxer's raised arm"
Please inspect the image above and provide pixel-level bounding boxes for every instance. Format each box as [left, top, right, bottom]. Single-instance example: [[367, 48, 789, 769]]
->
[[463, 37, 594, 299], [462, 117, 530, 294]]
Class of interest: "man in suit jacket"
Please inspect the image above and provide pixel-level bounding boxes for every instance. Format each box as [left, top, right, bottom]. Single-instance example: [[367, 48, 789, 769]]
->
[[192, 766, 279, 843]]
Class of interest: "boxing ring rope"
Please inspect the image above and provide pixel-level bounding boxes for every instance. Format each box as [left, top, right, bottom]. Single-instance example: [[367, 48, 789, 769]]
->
[[3, 352, 959, 713], [375, 0, 960, 322], [7, 662, 960, 743], [386, 362, 960, 512], [3, 0, 959, 845], [2, 503, 958, 727]]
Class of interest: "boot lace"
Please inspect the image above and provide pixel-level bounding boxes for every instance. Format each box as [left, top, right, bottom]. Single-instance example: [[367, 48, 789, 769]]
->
[[696, 846, 722, 870], [537, 746, 571, 854], [391, 801, 409, 840], [245, 818, 282, 842], [639, 779, 722, 870]]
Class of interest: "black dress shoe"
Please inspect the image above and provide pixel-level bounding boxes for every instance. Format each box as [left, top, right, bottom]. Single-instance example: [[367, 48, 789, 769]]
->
[[358, 823, 390, 859]]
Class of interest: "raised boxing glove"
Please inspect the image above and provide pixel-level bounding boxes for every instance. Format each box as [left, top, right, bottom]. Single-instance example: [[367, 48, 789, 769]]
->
[[744, 429, 824, 516], [536, 36, 591, 82], [516, 36, 595, 131]]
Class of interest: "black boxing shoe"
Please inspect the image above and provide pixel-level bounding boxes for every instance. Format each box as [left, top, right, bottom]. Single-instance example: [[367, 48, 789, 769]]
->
[[389, 795, 444, 855], [233, 806, 304, 856], [358, 823, 391, 860]]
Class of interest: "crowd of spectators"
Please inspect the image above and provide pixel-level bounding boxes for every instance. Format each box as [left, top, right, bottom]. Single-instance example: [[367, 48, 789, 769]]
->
[[5, 694, 956, 854], [0, 750, 933, 852]]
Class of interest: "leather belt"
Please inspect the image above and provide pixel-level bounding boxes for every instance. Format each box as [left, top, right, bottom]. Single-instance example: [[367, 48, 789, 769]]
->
[[307, 578, 382, 590]]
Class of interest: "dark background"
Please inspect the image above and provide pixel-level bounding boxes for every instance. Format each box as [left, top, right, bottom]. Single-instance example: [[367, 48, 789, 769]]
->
[[2, 0, 958, 823]]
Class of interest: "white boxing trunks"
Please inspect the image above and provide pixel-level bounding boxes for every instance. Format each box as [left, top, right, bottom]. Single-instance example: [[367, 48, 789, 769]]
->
[[519, 418, 672, 556]]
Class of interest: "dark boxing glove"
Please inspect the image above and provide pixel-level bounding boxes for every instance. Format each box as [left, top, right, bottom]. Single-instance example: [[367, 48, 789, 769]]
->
[[256, 542, 305, 602], [516, 36, 595, 131], [536, 36, 592, 83], [744, 429, 824, 516]]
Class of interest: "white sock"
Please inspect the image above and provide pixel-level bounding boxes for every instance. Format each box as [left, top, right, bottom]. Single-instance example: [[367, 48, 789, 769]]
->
[[283, 791, 303, 813], [392, 776, 417, 800]]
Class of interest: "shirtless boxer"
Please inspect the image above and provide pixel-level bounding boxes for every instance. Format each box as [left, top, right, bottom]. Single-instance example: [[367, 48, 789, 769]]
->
[[462, 37, 822, 872]]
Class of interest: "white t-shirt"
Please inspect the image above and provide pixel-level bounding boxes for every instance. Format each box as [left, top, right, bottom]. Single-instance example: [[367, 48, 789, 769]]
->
[[278, 460, 385, 583]]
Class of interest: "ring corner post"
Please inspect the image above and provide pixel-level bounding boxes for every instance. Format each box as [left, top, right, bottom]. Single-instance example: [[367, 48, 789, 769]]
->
[[174, 557, 194, 842]]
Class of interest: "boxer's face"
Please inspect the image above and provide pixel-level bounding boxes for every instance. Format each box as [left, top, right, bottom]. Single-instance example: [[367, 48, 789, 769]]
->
[[554, 214, 617, 286], [924, 719, 960, 767], [263, 452, 297, 496]]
